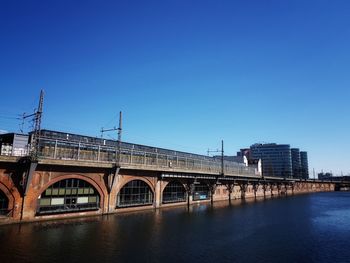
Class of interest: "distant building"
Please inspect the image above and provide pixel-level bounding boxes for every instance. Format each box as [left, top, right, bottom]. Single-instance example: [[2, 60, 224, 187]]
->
[[0, 133, 29, 156], [300, 151, 309, 179], [247, 158, 262, 176], [250, 143, 292, 178], [237, 148, 251, 160], [318, 172, 333, 180], [318, 172, 350, 182], [213, 154, 262, 176], [235, 149, 262, 175], [291, 148, 301, 178], [213, 155, 248, 166]]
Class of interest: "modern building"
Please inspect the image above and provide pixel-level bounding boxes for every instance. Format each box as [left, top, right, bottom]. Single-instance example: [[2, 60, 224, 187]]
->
[[213, 149, 263, 176], [250, 143, 292, 178], [291, 148, 301, 178], [300, 151, 309, 179], [318, 172, 350, 182], [318, 172, 333, 180], [213, 155, 248, 166], [0, 133, 29, 156], [237, 148, 251, 160]]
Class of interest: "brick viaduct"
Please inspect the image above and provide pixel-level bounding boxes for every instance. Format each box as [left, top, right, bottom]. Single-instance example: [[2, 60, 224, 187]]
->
[[0, 156, 336, 225]]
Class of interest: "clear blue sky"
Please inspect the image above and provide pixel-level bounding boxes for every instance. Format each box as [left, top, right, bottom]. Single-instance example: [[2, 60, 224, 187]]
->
[[1, 1, 350, 176]]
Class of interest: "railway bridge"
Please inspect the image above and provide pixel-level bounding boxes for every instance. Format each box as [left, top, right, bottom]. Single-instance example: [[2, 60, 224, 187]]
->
[[0, 130, 339, 224]]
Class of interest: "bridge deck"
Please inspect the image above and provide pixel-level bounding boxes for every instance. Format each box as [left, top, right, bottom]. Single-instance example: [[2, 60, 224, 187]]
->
[[0, 132, 342, 184], [36, 136, 258, 176]]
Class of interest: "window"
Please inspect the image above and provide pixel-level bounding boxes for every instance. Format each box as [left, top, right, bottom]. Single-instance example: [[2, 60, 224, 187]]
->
[[37, 179, 100, 215], [193, 183, 210, 201], [163, 181, 186, 203], [117, 180, 153, 208], [0, 190, 9, 216]]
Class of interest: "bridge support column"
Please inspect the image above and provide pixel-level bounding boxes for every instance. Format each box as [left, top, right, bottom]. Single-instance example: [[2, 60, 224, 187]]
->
[[17, 158, 38, 220], [209, 183, 217, 205], [226, 183, 234, 204], [253, 183, 257, 199], [240, 183, 247, 199], [262, 183, 266, 198], [282, 183, 287, 196], [185, 182, 194, 208], [270, 184, 273, 196], [277, 184, 281, 196], [154, 177, 162, 208], [106, 165, 120, 214]]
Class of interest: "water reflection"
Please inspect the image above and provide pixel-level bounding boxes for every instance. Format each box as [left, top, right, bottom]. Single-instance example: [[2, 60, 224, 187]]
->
[[1, 193, 350, 263]]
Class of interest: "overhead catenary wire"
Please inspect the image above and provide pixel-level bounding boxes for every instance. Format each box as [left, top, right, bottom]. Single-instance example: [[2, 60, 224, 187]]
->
[[0, 115, 19, 120]]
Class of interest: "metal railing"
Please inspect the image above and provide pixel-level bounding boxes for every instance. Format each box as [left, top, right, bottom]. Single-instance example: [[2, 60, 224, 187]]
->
[[32, 137, 258, 177]]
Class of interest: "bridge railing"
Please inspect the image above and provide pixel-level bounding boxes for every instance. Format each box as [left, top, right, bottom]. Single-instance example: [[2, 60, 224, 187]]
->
[[37, 137, 257, 177]]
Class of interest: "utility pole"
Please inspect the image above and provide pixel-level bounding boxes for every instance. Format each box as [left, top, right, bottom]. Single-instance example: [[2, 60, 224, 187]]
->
[[100, 127, 117, 138], [221, 140, 224, 176], [32, 90, 44, 159], [106, 112, 122, 212], [19, 90, 43, 219], [21, 90, 44, 159], [100, 112, 122, 164], [18, 112, 26, 133], [106, 112, 123, 213], [101, 112, 122, 141], [117, 111, 122, 165], [207, 140, 225, 176]]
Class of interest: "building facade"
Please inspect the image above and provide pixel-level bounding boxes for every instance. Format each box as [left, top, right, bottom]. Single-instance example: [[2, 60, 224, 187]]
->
[[300, 151, 309, 179], [318, 172, 333, 180], [250, 143, 292, 178], [291, 148, 301, 178], [0, 133, 29, 157]]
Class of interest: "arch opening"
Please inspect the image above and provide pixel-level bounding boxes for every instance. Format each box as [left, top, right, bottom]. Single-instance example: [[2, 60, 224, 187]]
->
[[162, 181, 186, 204], [117, 180, 153, 208], [0, 190, 9, 216], [37, 178, 100, 215], [193, 182, 210, 201]]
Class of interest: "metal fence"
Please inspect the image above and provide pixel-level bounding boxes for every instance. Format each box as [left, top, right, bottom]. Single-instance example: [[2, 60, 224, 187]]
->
[[33, 137, 257, 177]]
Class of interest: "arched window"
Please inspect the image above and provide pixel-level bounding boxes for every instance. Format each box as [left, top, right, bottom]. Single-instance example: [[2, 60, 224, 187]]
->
[[37, 179, 100, 215], [117, 180, 153, 208], [193, 183, 210, 201], [0, 190, 9, 216], [162, 181, 186, 203]]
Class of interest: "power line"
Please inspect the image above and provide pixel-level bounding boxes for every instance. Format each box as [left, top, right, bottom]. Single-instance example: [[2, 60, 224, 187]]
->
[[31, 90, 44, 159], [207, 140, 225, 176], [0, 115, 19, 120]]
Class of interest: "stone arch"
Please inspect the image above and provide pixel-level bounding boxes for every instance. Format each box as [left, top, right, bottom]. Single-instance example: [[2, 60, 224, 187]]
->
[[160, 180, 186, 193], [37, 174, 106, 200], [162, 180, 187, 204], [35, 174, 106, 215], [192, 181, 211, 201], [118, 177, 155, 192], [116, 179, 154, 208], [0, 182, 14, 216]]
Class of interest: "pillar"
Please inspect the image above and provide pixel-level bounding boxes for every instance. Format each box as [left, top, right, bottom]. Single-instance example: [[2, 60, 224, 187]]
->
[[154, 177, 162, 208]]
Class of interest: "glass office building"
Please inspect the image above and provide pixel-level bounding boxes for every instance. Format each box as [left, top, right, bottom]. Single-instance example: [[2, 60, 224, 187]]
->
[[291, 148, 302, 178], [250, 143, 292, 178], [300, 151, 309, 179]]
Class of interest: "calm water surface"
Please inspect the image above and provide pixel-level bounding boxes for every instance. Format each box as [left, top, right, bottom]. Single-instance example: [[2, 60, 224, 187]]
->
[[1, 192, 350, 263]]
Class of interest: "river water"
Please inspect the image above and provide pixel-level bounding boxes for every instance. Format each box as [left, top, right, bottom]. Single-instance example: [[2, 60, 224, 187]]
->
[[1, 192, 350, 263]]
